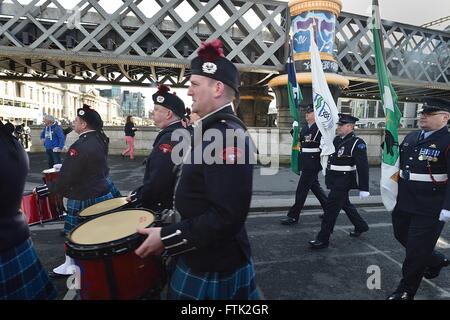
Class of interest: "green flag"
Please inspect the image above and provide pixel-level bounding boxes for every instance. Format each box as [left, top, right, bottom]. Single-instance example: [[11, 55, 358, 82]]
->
[[372, 0, 402, 211], [287, 38, 303, 175]]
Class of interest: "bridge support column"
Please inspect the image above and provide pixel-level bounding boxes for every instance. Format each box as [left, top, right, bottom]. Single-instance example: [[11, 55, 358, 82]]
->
[[268, 0, 349, 129], [237, 87, 274, 127]]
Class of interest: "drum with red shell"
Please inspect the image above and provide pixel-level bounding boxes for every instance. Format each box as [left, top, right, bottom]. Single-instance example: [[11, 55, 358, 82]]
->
[[21, 191, 55, 225], [78, 197, 133, 222], [42, 167, 65, 217], [66, 209, 162, 300]]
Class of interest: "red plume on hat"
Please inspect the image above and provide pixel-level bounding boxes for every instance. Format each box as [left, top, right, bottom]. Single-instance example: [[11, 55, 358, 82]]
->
[[197, 39, 225, 62], [156, 84, 170, 95]]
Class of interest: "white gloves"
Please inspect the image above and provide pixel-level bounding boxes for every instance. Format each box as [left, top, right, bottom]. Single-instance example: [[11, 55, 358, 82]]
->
[[52, 147, 62, 152], [439, 209, 450, 222], [292, 121, 299, 129], [359, 191, 370, 199]]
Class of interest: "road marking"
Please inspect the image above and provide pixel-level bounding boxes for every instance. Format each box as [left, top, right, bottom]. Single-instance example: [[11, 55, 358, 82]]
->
[[254, 250, 393, 267], [363, 207, 389, 212], [336, 227, 450, 299]]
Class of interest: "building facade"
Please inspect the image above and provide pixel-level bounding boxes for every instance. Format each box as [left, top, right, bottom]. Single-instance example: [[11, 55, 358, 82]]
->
[[0, 81, 121, 126]]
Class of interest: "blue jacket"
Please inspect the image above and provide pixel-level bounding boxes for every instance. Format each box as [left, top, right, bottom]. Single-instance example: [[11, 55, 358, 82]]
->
[[40, 123, 65, 150]]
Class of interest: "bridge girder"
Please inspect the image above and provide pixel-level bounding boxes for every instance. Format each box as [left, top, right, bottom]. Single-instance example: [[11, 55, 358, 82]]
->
[[0, 1, 448, 100]]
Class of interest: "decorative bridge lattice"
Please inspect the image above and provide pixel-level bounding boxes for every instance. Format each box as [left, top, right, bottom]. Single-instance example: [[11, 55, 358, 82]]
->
[[0, 0, 289, 87], [0, 0, 448, 100]]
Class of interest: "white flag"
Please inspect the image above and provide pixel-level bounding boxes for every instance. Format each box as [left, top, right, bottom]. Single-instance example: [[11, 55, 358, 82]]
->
[[310, 33, 340, 174]]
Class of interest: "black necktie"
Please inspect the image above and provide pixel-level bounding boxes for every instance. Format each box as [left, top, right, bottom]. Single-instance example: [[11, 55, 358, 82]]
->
[[419, 131, 425, 141]]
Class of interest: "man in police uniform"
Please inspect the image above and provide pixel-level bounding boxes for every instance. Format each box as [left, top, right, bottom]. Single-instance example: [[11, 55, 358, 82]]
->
[[36, 104, 116, 276], [309, 114, 370, 249], [280, 105, 328, 225], [127, 84, 187, 213], [387, 98, 450, 300], [281, 107, 364, 225], [134, 39, 259, 300]]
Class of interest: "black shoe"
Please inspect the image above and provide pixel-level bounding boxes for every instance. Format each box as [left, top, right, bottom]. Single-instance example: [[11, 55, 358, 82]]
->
[[423, 258, 450, 279], [349, 227, 369, 237], [308, 240, 329, 249], [280, 217, 298, 225], [386, 291, 414, 300]]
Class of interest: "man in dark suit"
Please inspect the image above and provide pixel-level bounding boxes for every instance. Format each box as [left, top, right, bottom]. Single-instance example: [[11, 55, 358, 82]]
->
[[309, 113, 370, 249], [133, 39, 259, 300], [387, 98, 450, 300]]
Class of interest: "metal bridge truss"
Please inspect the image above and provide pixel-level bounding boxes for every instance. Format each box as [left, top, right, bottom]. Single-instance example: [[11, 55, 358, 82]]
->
[[336, 12, 450, 100], [0, 0, 288, 87], [0, 1, 448, 100]]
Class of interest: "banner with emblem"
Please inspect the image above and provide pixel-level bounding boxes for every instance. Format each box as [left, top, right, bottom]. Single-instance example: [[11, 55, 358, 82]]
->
[[372, 0, 402, 211], [287, 37, 302, 175], [310, 30, 340, 175]]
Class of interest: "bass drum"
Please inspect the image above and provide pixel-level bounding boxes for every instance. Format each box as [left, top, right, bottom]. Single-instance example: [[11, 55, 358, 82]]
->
[[66, 209, 162, 300]]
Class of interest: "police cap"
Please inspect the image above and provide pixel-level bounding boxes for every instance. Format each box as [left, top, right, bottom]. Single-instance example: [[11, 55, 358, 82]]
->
[[420, 97, 450, 114], [337, 113, 359, 125]]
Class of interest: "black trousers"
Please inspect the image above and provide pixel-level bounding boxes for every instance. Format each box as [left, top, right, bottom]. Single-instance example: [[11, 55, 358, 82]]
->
[[287, 171, 328, 220], [392, 209, 446, 295], [317, 188, 369, 243]]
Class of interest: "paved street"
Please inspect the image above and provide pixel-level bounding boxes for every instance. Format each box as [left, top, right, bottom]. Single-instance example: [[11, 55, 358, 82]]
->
[[25, 152, 450, 300]]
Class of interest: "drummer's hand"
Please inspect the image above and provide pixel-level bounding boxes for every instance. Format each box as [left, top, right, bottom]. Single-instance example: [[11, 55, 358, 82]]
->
[[126, 191, 137, 203], [135, 227, 164, 258]]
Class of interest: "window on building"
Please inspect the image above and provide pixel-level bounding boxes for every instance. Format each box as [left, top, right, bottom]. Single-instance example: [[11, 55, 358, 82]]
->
[[398, 102, 405, 115], [15, 83, 22, 97], [352, 100, 366, 119], [377, 101, 385, 118], [367, 100, 376, 118]]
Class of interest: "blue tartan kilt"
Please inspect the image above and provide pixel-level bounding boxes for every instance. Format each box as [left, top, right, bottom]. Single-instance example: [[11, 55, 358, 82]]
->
[[106, 176, 122, 198], [167, 257, 260, 300], [64, 192, 114, 233], [0, 238, 57, 300]]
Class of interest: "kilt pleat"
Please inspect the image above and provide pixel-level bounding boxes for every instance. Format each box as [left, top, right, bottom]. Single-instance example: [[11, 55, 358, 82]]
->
[[167, 257, 259, 300], [0, 238, 57, 300], [64, 192, 114, 233]]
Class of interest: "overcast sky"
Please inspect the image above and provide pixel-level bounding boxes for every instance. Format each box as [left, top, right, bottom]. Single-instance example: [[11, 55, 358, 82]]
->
[[338, 0, 449, 29]]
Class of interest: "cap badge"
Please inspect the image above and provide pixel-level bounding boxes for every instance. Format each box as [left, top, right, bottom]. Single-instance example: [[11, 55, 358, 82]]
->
[[156, 96, 165, 103], [202, 62, 217, 74], [78, 110, 85, 116]]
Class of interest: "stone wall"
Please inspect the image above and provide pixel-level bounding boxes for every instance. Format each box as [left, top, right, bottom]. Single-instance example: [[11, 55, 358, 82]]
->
[[30, 125, 412, 166]]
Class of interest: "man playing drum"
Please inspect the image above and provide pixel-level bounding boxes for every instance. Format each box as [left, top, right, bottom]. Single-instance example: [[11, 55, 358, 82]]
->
[[36, 104, 117, 276], [134, 39, 259, 300], [127, 84, 188, 214]]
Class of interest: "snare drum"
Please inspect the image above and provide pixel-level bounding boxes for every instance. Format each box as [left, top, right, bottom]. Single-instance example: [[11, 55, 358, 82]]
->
[[78, 197, 131, 222], [66, 209, 162, 300], [21, 192, 55, 225], [42, 168, 65, 217]]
